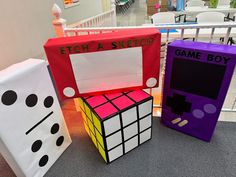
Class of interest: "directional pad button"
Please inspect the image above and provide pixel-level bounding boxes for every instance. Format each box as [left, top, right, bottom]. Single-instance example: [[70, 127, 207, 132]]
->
[[166, 93, 192, 115]]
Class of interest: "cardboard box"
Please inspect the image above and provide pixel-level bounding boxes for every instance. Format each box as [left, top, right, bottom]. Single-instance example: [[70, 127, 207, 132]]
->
[[79, 90, 153, 163], [0, 59, 72, 177], [160, 5, 168, 12], [44, 28, 161, 100], [147, 5, 157, 15], [161, 0, 168, 6], [147, 0, 158, 5], [161, 40, 236, 141]]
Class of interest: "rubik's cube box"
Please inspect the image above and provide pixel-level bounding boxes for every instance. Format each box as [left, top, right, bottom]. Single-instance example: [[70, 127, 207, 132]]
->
[[78, 90, 153, 163], [44, 28, 161, 100]]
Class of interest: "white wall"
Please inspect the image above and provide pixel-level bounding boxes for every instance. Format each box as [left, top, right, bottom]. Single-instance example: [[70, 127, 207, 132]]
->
[[0, 0, 103, 70]]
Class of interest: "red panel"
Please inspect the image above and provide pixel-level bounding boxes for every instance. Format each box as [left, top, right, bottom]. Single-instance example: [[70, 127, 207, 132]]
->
[[44, 28, 161, 100]]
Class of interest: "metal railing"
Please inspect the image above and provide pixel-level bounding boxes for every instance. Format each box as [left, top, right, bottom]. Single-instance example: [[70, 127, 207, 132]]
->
[[52, 4, 236, 112]]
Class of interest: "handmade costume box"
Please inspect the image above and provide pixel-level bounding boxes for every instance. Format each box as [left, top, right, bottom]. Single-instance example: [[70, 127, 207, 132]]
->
[[0, 59, 72, 177], [78, 90, 153, 163], [44, 28, 161, 100], [161, 40, 236, 141]]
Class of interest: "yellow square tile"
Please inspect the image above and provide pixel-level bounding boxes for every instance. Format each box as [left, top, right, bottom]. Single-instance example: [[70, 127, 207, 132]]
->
[[81, 111, 87, 124], [73, 98, 81, 112], [91, 133, 97, 148], [84, 103, 92, 121], [98, 143, 107, 162], [95, 129, 104, 149], [88, 118, 95, 135], [83, 122, 90, 137], [92, 112, 102, 134], [78, 98, 84, 110]]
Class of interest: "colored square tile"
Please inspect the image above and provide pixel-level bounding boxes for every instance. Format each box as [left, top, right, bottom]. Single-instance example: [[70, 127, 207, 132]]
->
[[127, 90, 150, 102], [103, 115, 121, 136], [121, 107, 137, 127], [140, 128, 151, 144], [138, 100, 152, 118], [96, 129, 104, 149], [88, 118, 95, 135], [98, 143, 107, 162], [86, 95, 108, 108], [81, 110, 87, 124], [123, 122, 138, 141], [112, 96, 134, 110], [94, 102, 118, 119], [92, 112, 102, 134], [83, 122, 91, 137], [84, 103, 92, 120], [125, 135, 138, 153], [91, 133, 97, 148], [140, 115, 152, 132], [77, 98, 84, 111], [105, 93, 123, 100], [108, 144, 123, 162], [106, 131, 122, 150]]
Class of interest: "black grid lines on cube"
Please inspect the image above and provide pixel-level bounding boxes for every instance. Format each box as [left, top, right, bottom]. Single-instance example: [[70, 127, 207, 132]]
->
[[81, 98, 113, 163], [82, 97, 119, 163], [81, 105, 112, 163], [103, 94, 126, 156], [91, 93, 126, 110], [80, 108, 101, 149], [79, 100, 85, 112], [81, 91, 153, 163]]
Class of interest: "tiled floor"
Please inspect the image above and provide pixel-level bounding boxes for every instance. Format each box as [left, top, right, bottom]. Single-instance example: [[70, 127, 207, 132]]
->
[[116, 0, 236, 122]]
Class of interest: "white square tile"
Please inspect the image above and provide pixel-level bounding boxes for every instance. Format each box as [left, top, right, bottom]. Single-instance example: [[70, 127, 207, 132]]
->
[[140, 115, 152, 132], [121, 107, 137, 127], [108, 144, 123, 162], [125, 136, 138, 153], [106, 131, 122, 150], [103, 115, 121, 136], [140, 128, 151, 144], [138, 100, 152, 118], [123, 122, 138, 141]]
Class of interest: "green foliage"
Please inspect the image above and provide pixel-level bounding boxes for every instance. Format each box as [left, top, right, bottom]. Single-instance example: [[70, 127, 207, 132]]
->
[[209, 0, 218, 8], [230, 0, 236, 8]]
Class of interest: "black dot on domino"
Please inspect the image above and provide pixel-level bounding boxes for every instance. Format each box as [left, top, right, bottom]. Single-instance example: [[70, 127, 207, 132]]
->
[[39, 155, 49, 167], [26, 94, 38, 107], [1, 90, 17, 106], [56, 136, 64, 146], [44, 96, 54, 108], [31, 140, 42, 152], [51, 123, 60, 134]]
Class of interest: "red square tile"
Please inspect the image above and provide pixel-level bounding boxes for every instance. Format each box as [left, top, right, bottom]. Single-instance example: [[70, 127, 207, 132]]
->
[[94, 102, 118, 119], [86, 95, 107, 108], [112, 96, 134, 110], [127, 90, 150, 102]]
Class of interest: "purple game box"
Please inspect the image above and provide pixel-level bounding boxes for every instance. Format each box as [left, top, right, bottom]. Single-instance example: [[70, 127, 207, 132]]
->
[[161, 40, 236, 141]]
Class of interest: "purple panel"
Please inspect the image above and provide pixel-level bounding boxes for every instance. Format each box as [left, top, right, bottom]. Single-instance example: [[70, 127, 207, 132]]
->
[[161, 40, 236, 141]]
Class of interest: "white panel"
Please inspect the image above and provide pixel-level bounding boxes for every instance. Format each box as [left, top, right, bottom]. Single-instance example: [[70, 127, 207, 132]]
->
[[121, 107, 137, 127], [108, 144, 123, 162], [140, 115, 152, 132], [140, 128, 151, 144], [106, 131, 122, 150], [69, 47, 143, 93], [103, 115, 121, 136], [0, 59, 72, 177], [125, 136, 138, 153], [123, 122, 138, 141], [138, 100, 152, 118]]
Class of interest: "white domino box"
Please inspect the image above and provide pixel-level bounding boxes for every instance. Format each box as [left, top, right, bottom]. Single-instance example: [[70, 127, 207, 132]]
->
[[0, 59, 72, 177]]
